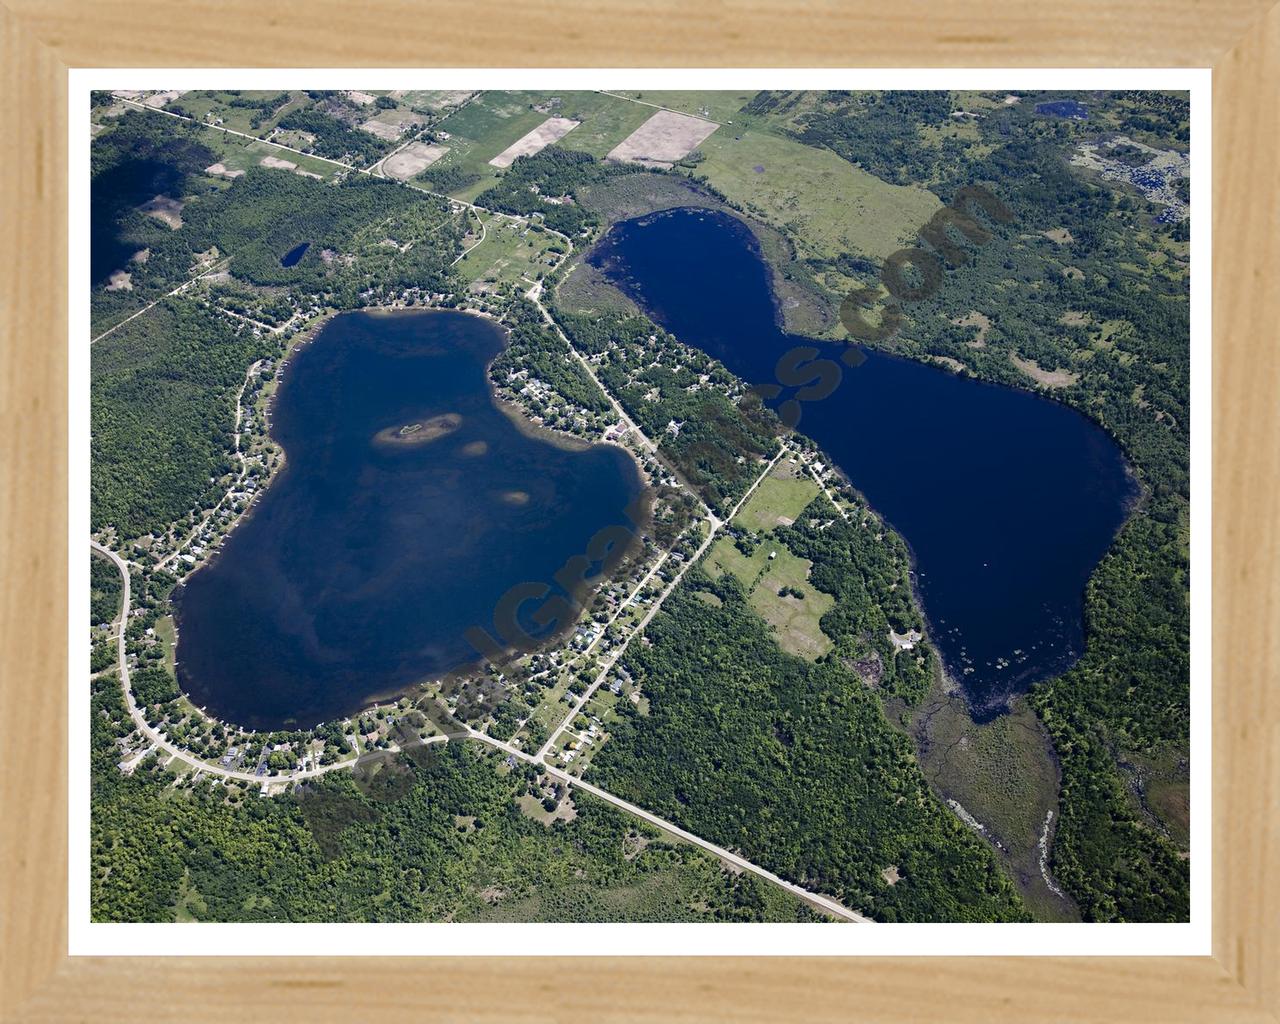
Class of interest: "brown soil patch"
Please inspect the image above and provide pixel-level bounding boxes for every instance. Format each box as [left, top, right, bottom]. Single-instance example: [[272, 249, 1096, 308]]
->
[[346, 90, 377, 107], [931, 355, 966, 373], [143, 90, 185, 108], [881, 865, 901, 885], [130, 248, 150, 264], [382, 142, 450, 180], [359, 118, 403, 142], [1058, 310, 1090, 326], [1041, 228, 1074, 244], [1011, 354, 1079, 389], [205, 162, 244, 179], [951, 310, 991, 347], [489, 117, 580, 168], [1061, 266, 1085, 281], [260, 155, 298, 171], [138, 194, 184, 229], [607, 109, 719, 169], [105, 270, 133, 291]]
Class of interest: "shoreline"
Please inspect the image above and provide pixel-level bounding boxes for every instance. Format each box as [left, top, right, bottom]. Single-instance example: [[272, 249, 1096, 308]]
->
[[156, 301, 656, 739]]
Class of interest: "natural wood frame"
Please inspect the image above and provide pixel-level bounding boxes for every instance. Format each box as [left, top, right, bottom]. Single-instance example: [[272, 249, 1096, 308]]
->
[[2, 2, 1276, 1020]]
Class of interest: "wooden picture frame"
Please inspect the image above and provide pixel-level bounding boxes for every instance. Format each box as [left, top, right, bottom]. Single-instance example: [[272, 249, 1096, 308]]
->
[[2, 2, 1276, 1019]]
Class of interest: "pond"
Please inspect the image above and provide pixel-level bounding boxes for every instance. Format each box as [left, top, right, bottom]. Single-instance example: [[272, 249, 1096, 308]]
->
[[279, 241, 311, 267], [173, 310, 644, 729], [589, 208, 1134, 716], [1035, 99, 1088, 119]]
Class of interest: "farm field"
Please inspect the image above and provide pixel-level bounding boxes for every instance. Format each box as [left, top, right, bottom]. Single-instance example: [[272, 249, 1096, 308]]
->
[[489, 117, 581, 168], [422, 91, 667, 198], [733, 460, 822, 533], [695, 127, 941, 261], [421, 92, 556, 200], [607, 110, 720, 168]]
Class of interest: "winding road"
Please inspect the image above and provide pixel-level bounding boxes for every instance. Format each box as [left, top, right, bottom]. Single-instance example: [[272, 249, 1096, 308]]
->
[[89, 536, 866, 922]]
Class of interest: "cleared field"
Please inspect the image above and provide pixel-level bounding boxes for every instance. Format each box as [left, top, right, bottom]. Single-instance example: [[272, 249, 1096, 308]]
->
[[704, 535, 833, 661], [394, 89, 475, 113], [695, 128, 941, 261], [197, 130, 343, 181], [169, 90, 311, 138], [489, 117, 580, 168], [382, 141, 450, 180], [360, 119, 403, 142], [732, 461, 821, 534], [607, 109, 720, 168], [454, 218, 561, 291], [138, 195, 184, 229]]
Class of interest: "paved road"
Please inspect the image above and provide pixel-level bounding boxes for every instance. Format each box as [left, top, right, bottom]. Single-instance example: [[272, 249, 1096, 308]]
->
[[91, 539, 866, 920], [156, 359, 260, 572], [91, 257, 232, 346], [528, 282, 659, 459], [91, 540, 446, 784], [465, 725, 869, 923], [537, 444, 786, 759]]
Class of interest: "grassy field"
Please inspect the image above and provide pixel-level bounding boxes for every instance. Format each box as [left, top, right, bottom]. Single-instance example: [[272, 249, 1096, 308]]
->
[[704, 535, 833, 661], [733, 462, 822, 533], [700, 461, 832, 660], [170, 90, 311, 138], [453, 217, 562, 291], [155, 615, 177, 675], [198, 131, 344, 181], [694, 127, 941, 261], [607, 91, 755, 124], [425, 93, 555, 201]]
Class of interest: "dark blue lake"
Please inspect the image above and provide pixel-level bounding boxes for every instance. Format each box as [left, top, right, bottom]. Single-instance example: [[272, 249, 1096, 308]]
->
[[1035, 99, 1088, 119], [173, 310, 643, 729], [280, 241, 311, 267], [590, 208, 1134, 715]]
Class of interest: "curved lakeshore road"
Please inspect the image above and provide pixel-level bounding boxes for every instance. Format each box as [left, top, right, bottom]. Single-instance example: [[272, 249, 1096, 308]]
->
[[90, 107, 869, 920], [91, 539, 449, 784], [89, 538, 866, 922]]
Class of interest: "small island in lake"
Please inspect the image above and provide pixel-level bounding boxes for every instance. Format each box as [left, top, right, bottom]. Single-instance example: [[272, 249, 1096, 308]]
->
[[373, 412, 462, 447]]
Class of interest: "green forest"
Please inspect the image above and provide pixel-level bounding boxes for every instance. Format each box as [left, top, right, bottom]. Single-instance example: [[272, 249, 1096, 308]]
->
[[90, 674, 817, 924], [88, 90, 1192, 925], [91, 300, 272, 539], [734, 89, 1191, 921], [588, 564, 1027, 923]]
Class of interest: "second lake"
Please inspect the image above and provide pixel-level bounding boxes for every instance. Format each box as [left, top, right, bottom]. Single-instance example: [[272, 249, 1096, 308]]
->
[[589, 208, 1135, 716]]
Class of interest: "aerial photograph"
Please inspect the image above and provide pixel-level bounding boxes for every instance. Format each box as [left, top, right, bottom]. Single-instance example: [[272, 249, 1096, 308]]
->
[[88, 87, 1190, 925]]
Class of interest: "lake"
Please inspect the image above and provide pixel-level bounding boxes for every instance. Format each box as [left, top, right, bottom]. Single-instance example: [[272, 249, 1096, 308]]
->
[[173, 309, 644, 730], [280, 241, 311, 267], [589, 208, 1134, 716]]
